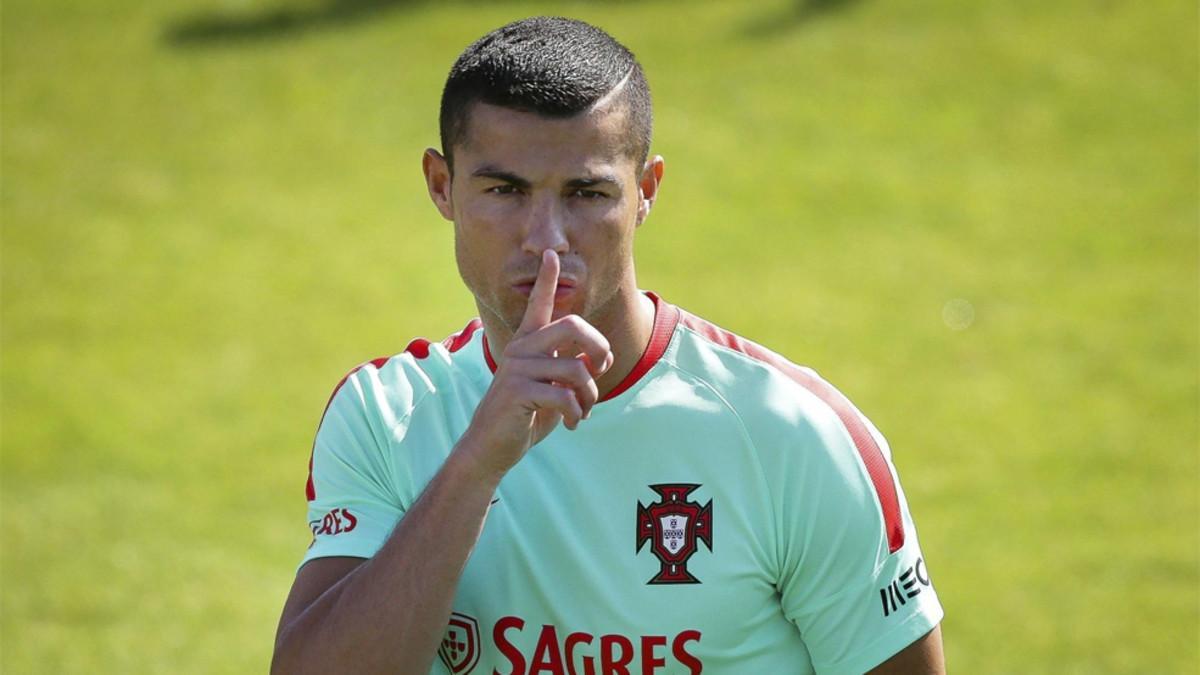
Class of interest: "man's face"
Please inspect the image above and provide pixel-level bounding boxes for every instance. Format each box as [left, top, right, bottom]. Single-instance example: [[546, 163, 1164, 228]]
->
[[425, 101, 662, 337]]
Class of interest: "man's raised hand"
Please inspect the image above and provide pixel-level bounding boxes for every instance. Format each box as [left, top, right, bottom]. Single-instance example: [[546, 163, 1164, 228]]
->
[[455, 250, 614, 482]]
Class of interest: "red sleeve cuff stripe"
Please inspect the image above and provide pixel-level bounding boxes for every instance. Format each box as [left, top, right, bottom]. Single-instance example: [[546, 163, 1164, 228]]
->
[[679, 311, 906, 554]]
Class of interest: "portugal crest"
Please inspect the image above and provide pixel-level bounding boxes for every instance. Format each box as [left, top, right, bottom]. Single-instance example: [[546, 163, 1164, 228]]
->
[[437, 612, 480, 674], [636, 484, 713, 584]]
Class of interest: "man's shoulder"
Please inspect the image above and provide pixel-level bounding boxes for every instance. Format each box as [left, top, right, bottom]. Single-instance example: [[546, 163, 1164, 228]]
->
[[319, 318, 489, 417], [663, 304, 883, 457], [666, 306, 826, 408]]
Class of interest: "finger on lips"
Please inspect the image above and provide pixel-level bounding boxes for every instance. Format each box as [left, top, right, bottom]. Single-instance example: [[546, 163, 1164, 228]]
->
[[517, 249, 560, 336], [508, 249, 614, 428]]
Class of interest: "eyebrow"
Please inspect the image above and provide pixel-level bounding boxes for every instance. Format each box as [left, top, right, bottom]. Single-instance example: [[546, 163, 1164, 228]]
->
[[470, 168, 531, 190], [469, 166, 621, 191], [565, 175, 620, 189]]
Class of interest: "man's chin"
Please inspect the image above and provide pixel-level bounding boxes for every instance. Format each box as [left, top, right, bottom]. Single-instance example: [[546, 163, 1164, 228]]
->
[[495, 293, 590, 331], [550, 295, 591, 321]]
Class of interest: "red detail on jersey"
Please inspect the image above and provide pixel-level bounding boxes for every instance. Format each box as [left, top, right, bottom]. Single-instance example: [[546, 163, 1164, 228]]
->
[[482, 332, 498, 372], [409, 319, 484, 360], [601, 292, 679, 402], [479, 292, 680, 403], [599, 634, 634, 674], [494, 616, 527, 673], [306, 455, 315, 502], [679, 311, 906, 554], [640, 636, 668, 672], [405, 338, 432, 359], [671, 631, 703, 674], [491, 616, 702, 675], [444, 318, 484, 353], [563, 632, 596, 675], [306, 321, 485, 501], [439, 613, 482, 674], [530, 625, 566, 674], [306, 357, 389, 501], [636, 484, 713, 584], [310, 507, 358, 536]]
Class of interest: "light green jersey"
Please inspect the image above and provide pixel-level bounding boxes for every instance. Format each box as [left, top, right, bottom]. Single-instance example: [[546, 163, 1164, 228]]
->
[[301, 293, 943, 675]]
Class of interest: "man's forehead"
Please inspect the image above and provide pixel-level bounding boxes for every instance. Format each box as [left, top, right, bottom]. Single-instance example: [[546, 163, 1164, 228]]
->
[[455, 101, 637, 174]]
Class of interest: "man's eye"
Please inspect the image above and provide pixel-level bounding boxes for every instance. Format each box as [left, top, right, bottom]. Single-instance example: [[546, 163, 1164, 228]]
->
[[488, 185, 519, 195], [571, 189, 606, 199]]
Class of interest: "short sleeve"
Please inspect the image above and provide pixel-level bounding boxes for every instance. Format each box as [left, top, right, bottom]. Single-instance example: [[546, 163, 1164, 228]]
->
[[776, 401, 943, 674], [300, 363, 409, 568]]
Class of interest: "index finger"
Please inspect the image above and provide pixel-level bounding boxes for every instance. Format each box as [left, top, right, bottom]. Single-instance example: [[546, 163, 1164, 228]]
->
[[516, 249, 559, 336]]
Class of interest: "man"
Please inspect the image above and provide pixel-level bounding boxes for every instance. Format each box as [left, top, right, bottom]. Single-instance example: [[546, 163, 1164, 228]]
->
[[272, 16, 944, 675]]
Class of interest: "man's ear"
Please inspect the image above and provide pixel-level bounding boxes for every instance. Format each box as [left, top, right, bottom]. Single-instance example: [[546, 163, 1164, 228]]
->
[[636, 155, 665, 226], [423, 148, 455, 221]]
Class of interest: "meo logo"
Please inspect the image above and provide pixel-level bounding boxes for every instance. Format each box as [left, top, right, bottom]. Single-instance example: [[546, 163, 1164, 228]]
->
[[879, 557, 932, 617]]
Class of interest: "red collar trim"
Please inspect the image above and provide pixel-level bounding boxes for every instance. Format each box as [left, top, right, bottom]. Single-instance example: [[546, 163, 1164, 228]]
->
[[481, 291, 679, 402], [482, 329, 497, 371]]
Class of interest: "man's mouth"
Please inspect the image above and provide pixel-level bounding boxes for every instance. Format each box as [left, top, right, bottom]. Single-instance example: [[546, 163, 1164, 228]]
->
[[512, 280, 577, 299]]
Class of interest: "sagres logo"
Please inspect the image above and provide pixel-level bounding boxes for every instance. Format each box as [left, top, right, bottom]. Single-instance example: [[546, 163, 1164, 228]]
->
[[308, 508, 357, 537], [438, 612, 480, 674], [637, 484, 713, 584]]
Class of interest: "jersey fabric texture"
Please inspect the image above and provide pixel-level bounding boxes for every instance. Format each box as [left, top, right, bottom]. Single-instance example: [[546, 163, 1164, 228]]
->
[[301, 293, 943, 675]]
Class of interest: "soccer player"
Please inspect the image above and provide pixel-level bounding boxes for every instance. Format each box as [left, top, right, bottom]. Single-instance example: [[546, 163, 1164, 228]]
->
[[272, 16, 944, 675]]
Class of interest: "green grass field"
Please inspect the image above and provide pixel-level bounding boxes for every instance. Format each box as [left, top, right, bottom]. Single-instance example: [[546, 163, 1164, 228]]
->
[[3, 0, 1197, 671]]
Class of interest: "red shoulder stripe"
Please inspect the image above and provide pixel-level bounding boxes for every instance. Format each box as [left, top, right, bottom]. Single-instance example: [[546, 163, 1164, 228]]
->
[[306, 356, 389, 501], [679, 311, 906, 554], [443, 319, 483, 353], [306, 319, 485, 501]]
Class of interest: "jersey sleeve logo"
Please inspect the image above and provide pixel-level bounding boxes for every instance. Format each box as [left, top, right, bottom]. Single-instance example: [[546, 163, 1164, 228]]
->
[[437, 612, 481, 674], [636, 484, 713, 584], [308, 507, 358, 538], [879, 557, 933, 617]]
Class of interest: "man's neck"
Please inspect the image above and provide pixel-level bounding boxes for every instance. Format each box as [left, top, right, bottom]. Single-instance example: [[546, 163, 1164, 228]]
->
[[483, 287, 657, 401], [590, 289, 656, 399]]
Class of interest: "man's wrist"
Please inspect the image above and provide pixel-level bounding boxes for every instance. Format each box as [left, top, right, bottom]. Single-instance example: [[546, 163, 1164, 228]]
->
[[445, 438, 508, 493]]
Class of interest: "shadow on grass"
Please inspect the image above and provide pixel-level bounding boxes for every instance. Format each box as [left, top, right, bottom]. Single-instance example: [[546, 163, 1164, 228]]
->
[[742, 0, 867, 37], [165, 0, 860, 48], [163, 0, 418, 47]]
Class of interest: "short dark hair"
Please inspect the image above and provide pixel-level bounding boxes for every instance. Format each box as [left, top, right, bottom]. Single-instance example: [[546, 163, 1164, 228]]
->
[[439, 17, 652, 172]]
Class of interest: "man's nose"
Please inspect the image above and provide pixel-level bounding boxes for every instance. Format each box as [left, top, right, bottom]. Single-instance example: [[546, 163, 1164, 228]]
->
[[521, 195, 569, 255]]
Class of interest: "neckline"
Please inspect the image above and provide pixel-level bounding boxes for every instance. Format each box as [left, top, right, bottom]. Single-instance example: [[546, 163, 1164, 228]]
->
[[481, 291, 680, 403]]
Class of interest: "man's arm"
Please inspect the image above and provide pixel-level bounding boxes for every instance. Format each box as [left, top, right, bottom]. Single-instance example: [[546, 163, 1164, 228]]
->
[[271, 451, 504, 674], [868, 624, 945, 675], [271, 250, 612, 674], [273, 556, 365, 652]]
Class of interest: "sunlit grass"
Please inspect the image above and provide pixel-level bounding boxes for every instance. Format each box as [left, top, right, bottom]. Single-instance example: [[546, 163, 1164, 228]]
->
[[3, 0, 1196, 671]]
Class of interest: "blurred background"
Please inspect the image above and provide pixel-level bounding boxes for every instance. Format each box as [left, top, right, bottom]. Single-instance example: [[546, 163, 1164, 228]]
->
[[3, 0, 1197, 672]]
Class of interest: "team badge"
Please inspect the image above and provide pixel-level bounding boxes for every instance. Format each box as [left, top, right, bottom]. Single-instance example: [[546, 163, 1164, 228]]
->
[[636, 484, 713, 584], [438, 612, 480, 674]]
